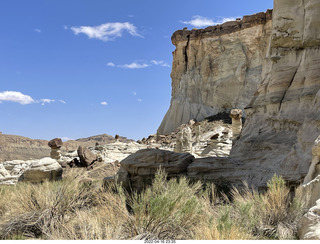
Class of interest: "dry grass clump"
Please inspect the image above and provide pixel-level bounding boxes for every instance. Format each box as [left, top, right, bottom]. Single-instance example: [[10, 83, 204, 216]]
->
[[125, 168, 206, 239], [218, 175, 308, 240], [0, 172, 129, 240], [0, 170, 309, 240]]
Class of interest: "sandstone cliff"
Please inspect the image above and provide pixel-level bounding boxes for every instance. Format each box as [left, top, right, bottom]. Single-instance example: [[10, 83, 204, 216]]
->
[[158, 10, 273, 135], [230, 0, 320, 187], [158, 0, 320, 188]]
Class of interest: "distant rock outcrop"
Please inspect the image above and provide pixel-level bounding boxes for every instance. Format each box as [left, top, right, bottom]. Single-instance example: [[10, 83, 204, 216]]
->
[[0, 133, 134, 162], [0, 134, 50, 162]]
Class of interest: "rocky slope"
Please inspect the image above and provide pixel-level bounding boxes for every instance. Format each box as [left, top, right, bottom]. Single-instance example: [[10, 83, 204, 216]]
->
[[0, 133, 133, 162], [158, 10, 273, 135], [0, 134, 50, 162]]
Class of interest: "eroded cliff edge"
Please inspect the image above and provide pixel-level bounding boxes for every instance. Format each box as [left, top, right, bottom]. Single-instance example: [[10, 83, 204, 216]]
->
[[158, 0, 320, 188], [158, 10, 273, 135]]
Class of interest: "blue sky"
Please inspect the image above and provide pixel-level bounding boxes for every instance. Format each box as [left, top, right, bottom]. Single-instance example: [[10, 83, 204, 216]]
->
[[0, 0, 273, 141]]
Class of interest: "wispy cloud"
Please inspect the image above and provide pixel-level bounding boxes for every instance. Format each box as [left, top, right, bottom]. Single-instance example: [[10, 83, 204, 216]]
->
[[181, 15, 238, 28], [151, 60, 170, 68], [108, 60, 170, 69], [34, 29, 41, 33], [59, 100, 66, 104], [118, 62, 150, 69], [101, 101, 108, 105], [63, 25, 68, 30], [132, 91, 137, 96], [40, 98, 55, 106], [61, 136, 74, 142], [106, 62, 115, 67], [0, 91, 35, 105], [70, 22, 143, 42], [137, 98, 142, 102]]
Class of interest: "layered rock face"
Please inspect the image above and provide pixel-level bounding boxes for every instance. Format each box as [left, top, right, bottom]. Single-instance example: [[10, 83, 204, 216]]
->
[[158, 10, 273, 135], [230, 0, 320, 187], [0, 134, 50, 162], [157, 0, 320, 189]]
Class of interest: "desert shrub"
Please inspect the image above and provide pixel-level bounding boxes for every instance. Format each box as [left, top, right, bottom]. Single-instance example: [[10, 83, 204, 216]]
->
[[0, 173, 128, 240], [125, 168, 206, 240], [0, 170, 308, 240], [228, 175, 308, 240]]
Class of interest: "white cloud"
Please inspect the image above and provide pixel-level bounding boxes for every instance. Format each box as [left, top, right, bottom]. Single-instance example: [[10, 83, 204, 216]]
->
[[101, 101, 108, 105], [109, 60, 170, 69], [70, 22, 143, 42], [137, 99, 142, 102], [151, 60, 170, 68], [106, 62, 115, 67], [132, 91, 137, 96], [0, 91, 64, 106], [63, 25, 68, 30], [181, 15, 238, 28], [61, 137, 74, 141], [118, 62, 150, 69], [0, 91, 35, 105], [40, 99, 55, 106], [40, 99, 55, 104], [34, 29, 41, 33]]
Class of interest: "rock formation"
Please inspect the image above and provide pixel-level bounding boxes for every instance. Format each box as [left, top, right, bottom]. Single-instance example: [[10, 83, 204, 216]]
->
[[158, 10, 273, 135], [77, 145, 97, 167], [304, 135, 320, 184], [298, 135, 320, 240], [118, 149, 194, 191], [230, 0, 320, 187], [0, 134, 50, 162], [156, 0, 320, 189], [0, 133, 134, 162], [229, 109, 243, 141], [181, 124, 193, 153], [298, 198, 320, 240], [18, 157, 62, 183], [48, 138, 63, 160]]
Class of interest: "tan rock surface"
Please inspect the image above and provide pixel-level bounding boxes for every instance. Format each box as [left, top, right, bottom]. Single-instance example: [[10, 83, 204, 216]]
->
[[158, 10, 273, 135], [157, 0, 320, 189], [230, 0, 320, 187], [0, 134, 50, 162], [18, 157, 63, 183], [118, 149, 194, 191], [298, 198, 320, 240]]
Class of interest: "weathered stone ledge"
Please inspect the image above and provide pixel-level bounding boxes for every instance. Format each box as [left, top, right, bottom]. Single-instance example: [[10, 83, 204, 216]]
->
[[172, 9, 273, 45]]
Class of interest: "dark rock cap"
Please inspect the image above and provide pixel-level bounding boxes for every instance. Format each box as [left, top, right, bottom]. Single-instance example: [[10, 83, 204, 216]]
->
[[172, 9, 273, 45], [48, 138, 63, 149]]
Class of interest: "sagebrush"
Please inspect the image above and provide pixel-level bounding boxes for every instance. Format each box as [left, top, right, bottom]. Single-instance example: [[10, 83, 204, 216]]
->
[[0, 170, 308, 240]]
